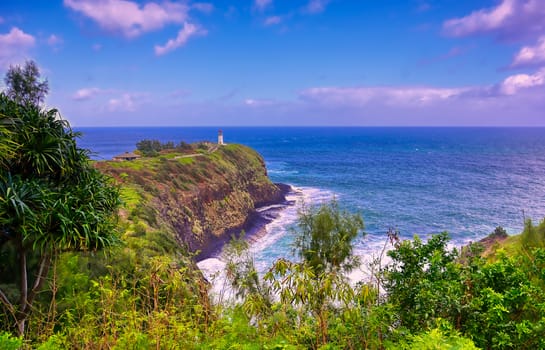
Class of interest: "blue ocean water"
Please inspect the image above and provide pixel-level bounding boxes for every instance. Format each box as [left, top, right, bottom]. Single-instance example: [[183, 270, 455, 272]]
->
[[77, 127, 545, 274]]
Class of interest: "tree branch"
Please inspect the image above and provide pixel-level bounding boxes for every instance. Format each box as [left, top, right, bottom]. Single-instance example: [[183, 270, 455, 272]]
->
[[25, 252, 51, 314], [16, 244, 28, 336], [0, 288, 15, 316], [18, 245, 28, 313]]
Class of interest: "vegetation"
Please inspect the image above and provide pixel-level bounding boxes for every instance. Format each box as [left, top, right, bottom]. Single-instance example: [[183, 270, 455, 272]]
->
[[215, 218, 545, 349], [294, 200, 364, 274], [136, 139, 193, 157], [4, 150, 545, 349], [96, 142, 281, 255], [520, 218, 545, 249], [3, 60, 48, 107], [0, 63, 120, 337], [2, 61, 545, 349]]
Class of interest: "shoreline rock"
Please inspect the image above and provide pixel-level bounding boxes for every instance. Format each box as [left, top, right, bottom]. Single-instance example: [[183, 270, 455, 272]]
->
[[196, 183, 294, 260]]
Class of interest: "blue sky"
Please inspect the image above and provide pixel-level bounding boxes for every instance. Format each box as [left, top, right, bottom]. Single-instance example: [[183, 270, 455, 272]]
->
[[1, 0, 544, 126]]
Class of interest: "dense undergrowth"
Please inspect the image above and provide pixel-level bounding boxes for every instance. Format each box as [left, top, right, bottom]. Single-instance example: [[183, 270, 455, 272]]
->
[[2, 199, 545, 348]]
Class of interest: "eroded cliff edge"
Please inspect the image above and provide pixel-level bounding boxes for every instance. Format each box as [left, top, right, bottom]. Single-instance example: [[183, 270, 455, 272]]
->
[[95, 144, 287, 259]]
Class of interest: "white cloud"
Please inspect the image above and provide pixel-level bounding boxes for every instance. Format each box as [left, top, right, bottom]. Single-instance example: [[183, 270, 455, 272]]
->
[[511, 36, 545, 67], [72, 87, 104, 101], [108, 93, 137, 111], [154, 22, 206, 56], [299, 73, 545, 108], [264, 16, 282, 26], [47, 34, 63, 47], [268, 79, 542, 126], [192, 2, 214, 14], [304, 0, 330, 14], [245, 98, 275, 107], [0, 27, 35, 47], [64, 0, 189, 38], [299, 86, 466, 106], [0, 27, 36, 68], [443, 0, 545, 40], [254, 0, 273, 12], [444, 0, 514, 36], [500, 68, 545, 94], [72, 88, 153, 114]]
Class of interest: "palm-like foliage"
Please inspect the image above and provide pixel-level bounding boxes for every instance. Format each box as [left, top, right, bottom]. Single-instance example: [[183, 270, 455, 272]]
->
[[0, 93, 120, 336]]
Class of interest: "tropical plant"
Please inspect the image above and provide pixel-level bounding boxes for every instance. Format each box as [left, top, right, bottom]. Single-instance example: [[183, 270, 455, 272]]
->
[[383, 230, 545, 349], [136, 139, 163, 157], [0, 90, 120, 336], [224, 233, 271, 306], [390, 326, 478, 350], [293, 200, 364, 274], [263, 200, 365, 347], [0, 331, 22, 350], [382, 232, 463, 332]]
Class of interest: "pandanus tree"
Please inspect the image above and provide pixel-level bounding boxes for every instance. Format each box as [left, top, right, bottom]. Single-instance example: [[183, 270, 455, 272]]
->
[[0, 64, 119, 336]]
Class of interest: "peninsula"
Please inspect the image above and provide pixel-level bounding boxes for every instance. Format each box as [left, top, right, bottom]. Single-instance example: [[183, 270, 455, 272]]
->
[[95, 142, 289, 259]]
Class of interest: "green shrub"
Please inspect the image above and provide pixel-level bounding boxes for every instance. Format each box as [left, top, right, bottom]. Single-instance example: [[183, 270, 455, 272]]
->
[[391, 327, 478, 350], [36, 334, 66, 350], [0, 332, 22, 350]]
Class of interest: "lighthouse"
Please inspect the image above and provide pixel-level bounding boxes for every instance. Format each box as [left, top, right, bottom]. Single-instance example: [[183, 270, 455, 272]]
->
[[218, 129, 224, 145]]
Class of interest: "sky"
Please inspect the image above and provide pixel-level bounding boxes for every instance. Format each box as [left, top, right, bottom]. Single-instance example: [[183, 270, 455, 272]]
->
[[0, 0, 544, 126]]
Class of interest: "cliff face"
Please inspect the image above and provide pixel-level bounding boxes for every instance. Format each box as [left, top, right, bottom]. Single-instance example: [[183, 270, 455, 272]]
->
[[95, 144, 285, 257]]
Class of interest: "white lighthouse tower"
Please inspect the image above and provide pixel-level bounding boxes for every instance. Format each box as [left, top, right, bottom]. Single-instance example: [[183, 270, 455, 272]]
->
[[218, 129, 224, 145]]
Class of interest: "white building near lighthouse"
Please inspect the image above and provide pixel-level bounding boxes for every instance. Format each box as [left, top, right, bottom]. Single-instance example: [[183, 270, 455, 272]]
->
[[218, 129, 224, 145]]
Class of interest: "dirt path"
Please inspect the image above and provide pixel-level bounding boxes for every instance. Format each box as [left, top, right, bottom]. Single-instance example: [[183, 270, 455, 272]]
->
[[173, 144, 220, 160]]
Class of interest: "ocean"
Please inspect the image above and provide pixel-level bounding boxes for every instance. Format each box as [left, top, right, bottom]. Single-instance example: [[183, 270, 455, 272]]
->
[[77, 127, 545, 286]]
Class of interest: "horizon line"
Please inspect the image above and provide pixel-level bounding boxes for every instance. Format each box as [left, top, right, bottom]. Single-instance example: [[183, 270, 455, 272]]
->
[[73, 125, 545, 128]]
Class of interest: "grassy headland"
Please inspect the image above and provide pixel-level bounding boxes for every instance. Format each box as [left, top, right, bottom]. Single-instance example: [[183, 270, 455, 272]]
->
[[95, 142, 287, 258]]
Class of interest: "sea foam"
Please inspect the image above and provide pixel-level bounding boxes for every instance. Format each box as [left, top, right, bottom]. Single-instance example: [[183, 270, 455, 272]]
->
[[198, 185, 339, 302]]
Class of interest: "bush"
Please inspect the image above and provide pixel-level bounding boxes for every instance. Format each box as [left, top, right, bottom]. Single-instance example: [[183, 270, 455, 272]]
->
[[391, 327, 478, 350], [136, 139, 194, 157], [383, 232, 462, 332], [0, 332, 22, 350]]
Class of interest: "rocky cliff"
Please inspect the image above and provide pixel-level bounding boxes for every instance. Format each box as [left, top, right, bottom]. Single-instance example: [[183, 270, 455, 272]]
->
[[95, 144, 286, 258]]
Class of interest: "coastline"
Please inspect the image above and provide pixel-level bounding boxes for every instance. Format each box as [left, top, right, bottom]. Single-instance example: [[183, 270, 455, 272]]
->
[[195, 183, 295, 261]]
